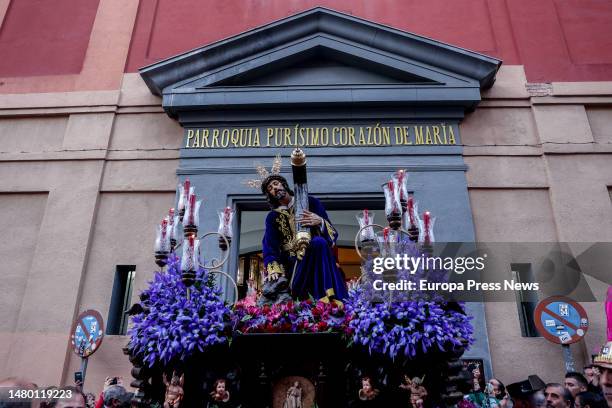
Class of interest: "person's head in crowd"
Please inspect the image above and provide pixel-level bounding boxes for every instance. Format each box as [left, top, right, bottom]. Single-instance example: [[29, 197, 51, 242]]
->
[[507, 375, 546, 408], [489, 378, 507, 400], [544, 383, 573, 408], [83, 393, 96, 408], [593, 341, 612, 407], [584, 366, 598, 385], [102, 385, 130, 408], [574, 391, 608, 408], [565, 373, 589, 398], [600, 368, 612, 408]]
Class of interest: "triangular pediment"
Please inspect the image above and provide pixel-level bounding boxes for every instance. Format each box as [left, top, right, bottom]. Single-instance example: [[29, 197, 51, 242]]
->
[[199, 52, 437, 87], [140, 7, 501, 117]]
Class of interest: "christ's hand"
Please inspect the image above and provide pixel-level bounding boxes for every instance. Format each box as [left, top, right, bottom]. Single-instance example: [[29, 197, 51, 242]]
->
[[298, 210, 322, 227]]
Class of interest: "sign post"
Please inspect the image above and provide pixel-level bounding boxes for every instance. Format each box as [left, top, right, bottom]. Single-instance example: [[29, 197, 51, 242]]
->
[[70, 310, 105, 390], [534, 296, 589, 373]]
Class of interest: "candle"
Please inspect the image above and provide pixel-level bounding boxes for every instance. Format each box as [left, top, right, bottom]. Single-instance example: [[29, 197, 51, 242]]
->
[[423, 211, 431, 243], [224, 207, 231, 225], [161, 218, 168, 239], [407, 197, 415, 226], [396, 170, 407, 200], [188, 194, 196, 226], [357, 209, 376, 242]]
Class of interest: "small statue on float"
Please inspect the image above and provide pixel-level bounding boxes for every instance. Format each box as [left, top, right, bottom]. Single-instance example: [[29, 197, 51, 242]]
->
[[163, 371, 184, 408], [400, 375, 428, 408], [358, 376, 380, 401], [283, 381, 303, 408], [207, 378, 231, 408]]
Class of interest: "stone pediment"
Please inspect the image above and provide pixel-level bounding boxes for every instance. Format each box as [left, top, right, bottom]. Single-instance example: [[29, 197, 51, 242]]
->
[[139, 7, 501, 117]]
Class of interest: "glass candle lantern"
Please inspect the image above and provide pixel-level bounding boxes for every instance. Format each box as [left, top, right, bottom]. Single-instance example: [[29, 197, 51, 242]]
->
[[383, 180, 402, 229]]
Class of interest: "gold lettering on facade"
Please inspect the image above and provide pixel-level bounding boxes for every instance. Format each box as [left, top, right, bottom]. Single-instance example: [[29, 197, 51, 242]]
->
[[221, 129, 230, 147], [253, 129, 260, 147], [311, 128, 320, 146], [448, 126, 456, 145], [332, 127, 339, 146], [186, 129, 194, 148], [358, 128, 366, 145], [381, 126, 390, 145], [184, 123, 457, 148], [433, 126, 443, 144], [414, 126, 424, 145], [212, 129, 220, 147], [320, 128, 329, 146], [203, 129, 210, 147], [284, 128, 292, 146], [267, 128, 274, 147], [403, 126, 412, 145], [348, 127, 356, 145], [394, 127, 403, 144]]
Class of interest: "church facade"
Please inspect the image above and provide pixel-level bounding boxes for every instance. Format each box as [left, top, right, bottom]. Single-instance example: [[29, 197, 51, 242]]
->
[[0, 0, 611, 396]]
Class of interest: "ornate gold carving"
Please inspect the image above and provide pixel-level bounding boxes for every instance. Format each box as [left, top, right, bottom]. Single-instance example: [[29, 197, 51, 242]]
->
[[266, 261, 285, 276], [294, 230, 311, 261]]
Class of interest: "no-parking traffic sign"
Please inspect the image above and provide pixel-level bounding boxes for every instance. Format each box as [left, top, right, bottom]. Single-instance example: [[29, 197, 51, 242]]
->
[[534, 296, 589, 345], [70, 309, 105, 358]]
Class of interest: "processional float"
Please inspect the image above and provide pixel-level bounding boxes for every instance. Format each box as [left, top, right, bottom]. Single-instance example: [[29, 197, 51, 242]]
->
[[126, 147, 472, 408]]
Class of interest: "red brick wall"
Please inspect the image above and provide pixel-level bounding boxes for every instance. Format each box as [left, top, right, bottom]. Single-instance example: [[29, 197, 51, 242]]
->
[[0, 0, 99, 77], [125, 0, 612, 82], [1, 0, 611, 82]]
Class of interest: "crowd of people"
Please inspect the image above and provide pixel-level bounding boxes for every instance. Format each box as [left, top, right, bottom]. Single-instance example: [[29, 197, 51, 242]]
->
[[0, 376, 132, 408], [1, 344, 611, 408], [463, 362, 612, 408]]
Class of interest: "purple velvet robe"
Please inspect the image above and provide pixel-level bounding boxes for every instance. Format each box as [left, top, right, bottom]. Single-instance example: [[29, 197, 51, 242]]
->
[[262, 196, 347, 301]]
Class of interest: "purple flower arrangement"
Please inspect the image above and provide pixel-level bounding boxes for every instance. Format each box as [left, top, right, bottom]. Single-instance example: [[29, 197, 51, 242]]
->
[[130, 253, 474, 367], [344, 286, 474, 360], [128, 254, 232, 367]]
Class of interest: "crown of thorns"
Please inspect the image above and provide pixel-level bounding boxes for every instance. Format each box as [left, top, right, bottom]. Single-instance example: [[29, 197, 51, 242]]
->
[[243, 154, 286, 194]]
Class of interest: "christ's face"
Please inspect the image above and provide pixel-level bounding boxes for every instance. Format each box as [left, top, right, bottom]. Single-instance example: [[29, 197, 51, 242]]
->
[[266, 179, 286, 201], [362, 379, 371, 391]]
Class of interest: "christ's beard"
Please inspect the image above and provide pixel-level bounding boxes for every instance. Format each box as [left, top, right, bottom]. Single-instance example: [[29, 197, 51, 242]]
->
[[275, 190, 286, 200]]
